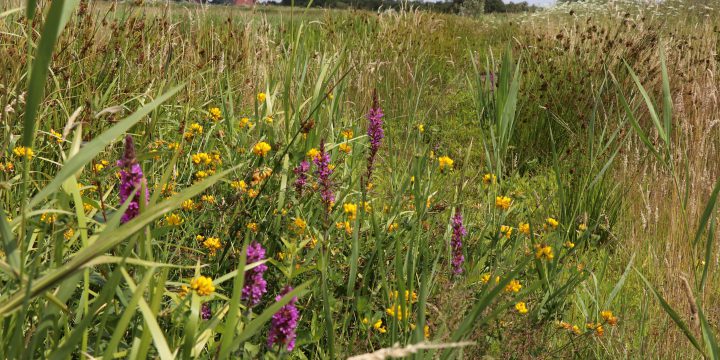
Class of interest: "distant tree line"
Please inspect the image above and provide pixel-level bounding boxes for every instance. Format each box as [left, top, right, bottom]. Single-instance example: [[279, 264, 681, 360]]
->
[[264, 0, 540, 14]]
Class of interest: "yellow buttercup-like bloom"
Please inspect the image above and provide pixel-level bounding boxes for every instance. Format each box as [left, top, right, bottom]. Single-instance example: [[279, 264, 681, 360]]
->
[[49, 129, 63, 143], [239, 117, 254, 129], [191, 152, 213, 166], [208, 107, 222, 122], [343, 203, 358, 220], [387, 222, 399, 233], [231, 179, 248, 192], [519, 222, 530, 235], [373, 319, 387, 334], [341, 129, 353, 139], [201, 194, 216, 204], [292, 217, 307, 233], [482, 173, 497, 185], [417, 124, 425, 133], [190, 276, 215, 296], [545, 217, 559, 231], [306, 148, 319, 159], [257, 92, 266, 103], [253, 141, 272, 157], [181, 199, 196, 211], [480, 273, 491, 284], [203, 237, 222, 255], [164, 213, 183, 226], [438, 156, 454, 172], [500, 225, 513, 239], [504, 279, 522, 293], [564, 241, 575, 249], [495, 196, 512, 210], [338, 143, 351, 154], [601, 310, 618, 326], [12, 146, 34, 159], [535, 244, 554, 260], [515, 302, 528, 314]]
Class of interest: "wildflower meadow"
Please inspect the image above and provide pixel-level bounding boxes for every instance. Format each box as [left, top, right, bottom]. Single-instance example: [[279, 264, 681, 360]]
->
[[0, 0, 719, 358]]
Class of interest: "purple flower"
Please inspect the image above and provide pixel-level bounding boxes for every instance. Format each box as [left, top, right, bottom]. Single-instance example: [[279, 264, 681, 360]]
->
[[201, 303, 212, 320], [293, 160, 310, 196], [242, 241, 268, 306], [451, 211, 466, 274], [267, 286, 299, 352], [366, 91, 384, 181], [117, 135, 149, 223], [313, 141, 334, 211]]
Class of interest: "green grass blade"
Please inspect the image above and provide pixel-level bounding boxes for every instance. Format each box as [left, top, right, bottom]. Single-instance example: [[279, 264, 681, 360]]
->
[[692, 176, 720, 247]]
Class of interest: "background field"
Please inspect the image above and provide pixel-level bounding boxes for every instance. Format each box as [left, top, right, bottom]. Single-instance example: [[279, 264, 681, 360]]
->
[[1, 1, 719, 358]]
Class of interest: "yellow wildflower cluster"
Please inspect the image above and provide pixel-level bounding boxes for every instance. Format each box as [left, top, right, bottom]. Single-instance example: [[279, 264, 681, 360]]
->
[[239, 117, 254, 129], [257, 92, 266, 103], [12, 146, 34, 159], [544, 217, 559, 231], [341, 129, 353, 139], [190, 276, 215, 296], [535, 244, 554, 260], [387, 222, 399, 233], [438, 156, 454, 172], [40, 213, 57, 224], [93, 159, 110, 173], [343, 203, 358, 220], [335, 221, 352, 235], [500, 225, 513, 239], [338, 143, 351, 154], [208, 107, 222, 122], [586, 322, 604, 336], [0, 162, 14, 173], [373, 319, 387, 334], [495, 196, 512, 210], [182, 199, 196, 211], [247, 222, 259, 232], [165, 213, 183, 226], [49, 129, 63, 143], [482, 173, 497, 185], [600, 310, 619, 326], [183, 123, 203, 141], [64, 228, 75, 240], [504, 279, 522, 293], [515, 302, 528, 314], [253, 141, 272, 157], [202, 236, 222, 255], [519, 222, 530, 235], [291, 217, 307, 234], [558, 321, 582, 335], [231, 179, 248, 192]]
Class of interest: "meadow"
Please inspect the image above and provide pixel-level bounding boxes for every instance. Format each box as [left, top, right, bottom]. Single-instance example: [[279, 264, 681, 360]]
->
[[0, 0, 719, 358]]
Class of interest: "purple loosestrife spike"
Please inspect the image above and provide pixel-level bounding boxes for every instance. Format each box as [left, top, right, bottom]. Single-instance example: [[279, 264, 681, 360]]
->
[[267, 286, 299, 352], [313, 140, 334, 211], [201, 303, 212, 320], [117, 135, 149, 223], [242, 242, 268, 306], [293, 160, 310, 196], [365, 91, 384, 181], [451, 211, 466, 275]]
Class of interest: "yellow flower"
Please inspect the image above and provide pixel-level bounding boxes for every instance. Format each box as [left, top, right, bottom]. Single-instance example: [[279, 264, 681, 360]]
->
[[203, 237, 222, 255], [343, 203, 358, 220], [182, 199, 195, 211], [362, 317, 369, 325], [495, 196, 512, 210], [239, 117, 253, 129], [0, 162, 14, 173], [385, 304, 410, 321], [257, 92, 266, 103], [544, 217, 559, 231], [40, 213, 57, 224], [564, 241, 575, 249], [247, 222, 259, 232], [83, 203, 94, 212], [302, 149, 317, 161], [341, 129, 353, 139], [504, 279, 522, 293], [572, 325, 581, 335], [178, 285, 189, 298], [480, 273, 491, 284], [601, 310, 619, 326], [196, 235, 206, 242], [535, 244, 554, 260], [335, 221, 352, 235], [49, 129, 63, 143], [373, 319, 387, 334], [363, 202, 372, 212], [63, 228, 75, 240], [429, 150, 435, 159], [438, 156, 454, 172], [424, 325, 430, 339], [194, 170, 209, 181], [231, 179, 248, 192], [500, 225, 513, 239], [191, 152, 213, 166], [265, 116, 273, 124], [164, 213, 183, 226], [190, 276, 215, 296], [184, 123, 203, 141], [252, 141, 272, 157], [387, 222, 399, 233], [247, 189, 259, 198], [519, 222, 530, 235], [168, 142, 180, 150], [587, 323, 604, 336], [12, 146, 34, 159], [482, 173, 497, 185], [208, 107, 222, 122], [292, 217, 307, 233], [417, 124, 425, 133], [201, 194, 216, 204], [515, 302, 528, 314], [338, 143, 351, 154]]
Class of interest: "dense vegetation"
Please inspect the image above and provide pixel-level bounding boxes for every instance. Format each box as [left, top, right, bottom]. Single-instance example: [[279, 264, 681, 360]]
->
[[0, 0, 719, 359]]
